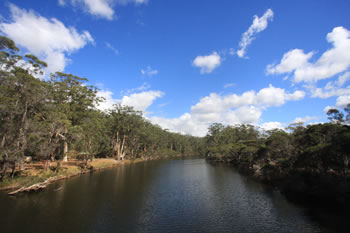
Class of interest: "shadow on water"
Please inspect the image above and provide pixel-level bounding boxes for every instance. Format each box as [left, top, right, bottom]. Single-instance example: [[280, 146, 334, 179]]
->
[[208, 162, 350, 233], [0, 159, 349, 233]]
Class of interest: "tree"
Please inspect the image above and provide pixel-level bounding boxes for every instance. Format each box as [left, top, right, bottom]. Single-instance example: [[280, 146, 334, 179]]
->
[[48, 72, 100, 161], [327, 109, 344, 123]]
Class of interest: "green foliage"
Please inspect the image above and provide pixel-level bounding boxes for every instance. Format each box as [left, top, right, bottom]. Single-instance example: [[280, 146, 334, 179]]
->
[[206, 120, 350, 180], [0, 36, 204, 169]]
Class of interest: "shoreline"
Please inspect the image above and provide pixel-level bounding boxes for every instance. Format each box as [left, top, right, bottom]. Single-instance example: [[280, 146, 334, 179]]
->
[[0, 158, 146, 195]]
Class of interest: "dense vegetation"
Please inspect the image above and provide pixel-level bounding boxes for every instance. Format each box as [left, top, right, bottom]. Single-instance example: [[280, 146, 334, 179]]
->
[[205, 109, 350, 207], [0, 36, 204, 173]]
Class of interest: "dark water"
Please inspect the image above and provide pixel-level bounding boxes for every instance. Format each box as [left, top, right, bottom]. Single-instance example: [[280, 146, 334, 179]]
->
[[0, 159, 348, 233]]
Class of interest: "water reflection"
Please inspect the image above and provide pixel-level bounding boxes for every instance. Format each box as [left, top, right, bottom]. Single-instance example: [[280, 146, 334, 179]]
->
[[0, 159, 348, 233]]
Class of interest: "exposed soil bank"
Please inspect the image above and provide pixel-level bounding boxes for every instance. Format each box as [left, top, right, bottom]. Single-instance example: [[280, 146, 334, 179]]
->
[[0, 158, 146, 195]]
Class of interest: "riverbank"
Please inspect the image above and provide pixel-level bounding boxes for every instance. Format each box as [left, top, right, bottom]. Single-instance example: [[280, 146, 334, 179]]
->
[[0, 158, 145, 194]]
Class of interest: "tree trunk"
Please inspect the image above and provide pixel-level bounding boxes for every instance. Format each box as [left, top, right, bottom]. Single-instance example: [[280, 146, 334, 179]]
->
[[0, 134, 6, 148], [17, 101, 28, 158], [63, 142, 68, 162], [116, 131, 121, 160], [63, 128, 68, 162], [120, 135, 127, 160], [88, 137, 92, 153]]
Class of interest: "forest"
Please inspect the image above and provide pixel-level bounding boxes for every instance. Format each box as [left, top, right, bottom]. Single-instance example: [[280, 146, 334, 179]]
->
[[0, 35, 205, 174]]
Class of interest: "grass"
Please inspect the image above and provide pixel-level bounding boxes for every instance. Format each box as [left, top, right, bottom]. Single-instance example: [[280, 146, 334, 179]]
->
[[90, 158, 120, 169], [0, 170, 54, 190], [0, 158, 125, 191]]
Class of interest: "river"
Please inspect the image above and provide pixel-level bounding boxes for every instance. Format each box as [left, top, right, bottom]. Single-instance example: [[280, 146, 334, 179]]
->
[[0, 159, 348, 233]]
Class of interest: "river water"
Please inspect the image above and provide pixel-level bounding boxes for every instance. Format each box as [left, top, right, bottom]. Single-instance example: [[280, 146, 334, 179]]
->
[[0, 159, 348, 233]]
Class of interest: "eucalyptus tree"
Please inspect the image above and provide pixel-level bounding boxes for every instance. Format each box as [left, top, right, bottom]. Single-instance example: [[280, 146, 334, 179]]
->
[[0, 36, 47, 162], [48, 72, 100, 161], [327, 104, 350, 124], [108, 104, 144, 160]]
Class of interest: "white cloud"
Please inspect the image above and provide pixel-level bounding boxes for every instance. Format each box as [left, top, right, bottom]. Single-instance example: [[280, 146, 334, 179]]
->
[[267, 26, 350, 83], [141, 66, 159, 77], [324, 105, 335, 113], [96, 89, 119, 111], [336, 71, 350, 87], [323, 71, 350, 91], [151, 114, 209, 137], [61, 0, 114, 20], [96, 88, 163, 113], [266, 49, 313, 75], [60, 0, 148, 20], [121, 82, 150, 95], [193, 52, 221, 74], [151, 106, 263, 137], [260, 121, 284, 131], [310, 85, 350, 99], [308, 71, 350, 99], [336, 95, 350, 108], [121, 90, 163, 112], [237, 9, 274, 58], [151, 85, 304, 136], [192, 84, 304, 114], [292, 116, 318, 124], [58, 0, 66, 6], [105, 42, 119, 55], [0, 4, 94, 74], [83, 0, 115, 20]]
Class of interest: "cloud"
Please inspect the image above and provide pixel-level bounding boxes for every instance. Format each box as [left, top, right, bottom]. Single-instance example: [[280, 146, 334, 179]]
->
[[96, 89, 119, 111], [121, 90, 163, 112], [307, 71, 350, 99], [323, 95, 350, 115], [151, 106, 263, 137], [266, 49, 314, 75], [105, 42, 119, 55], [58, 0, 66, 6], [260, 121, 284, 131], [0, 4, 94, 74], [121, 82, 150, 95], [310, 85, 350, 99], [267, 26, 350, 83], [193, 52, 221, 74], [141, 66, 159, 77], [151, 114, 209, 137], [237, 9, 274, 58], [292, 116, 318, 124], [60, 0, 148, 20], [61, 0, 114, 20], [192, 84, 304, 114], [151, 85, 304, 136], [336, 95, 350, 108], [96, 87, 163, 113]]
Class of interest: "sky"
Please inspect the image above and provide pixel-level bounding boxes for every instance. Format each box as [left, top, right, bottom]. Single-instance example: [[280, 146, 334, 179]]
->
[[0, 0, 350, 136]]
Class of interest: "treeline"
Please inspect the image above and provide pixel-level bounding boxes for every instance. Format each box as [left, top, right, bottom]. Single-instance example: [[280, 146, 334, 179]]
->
[[206, 109, 350, 206], [0, 36, 204, 165]]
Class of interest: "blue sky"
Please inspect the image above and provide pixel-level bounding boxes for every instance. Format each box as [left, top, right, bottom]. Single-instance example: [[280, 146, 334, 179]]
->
[[1, 0, 350, 136]]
